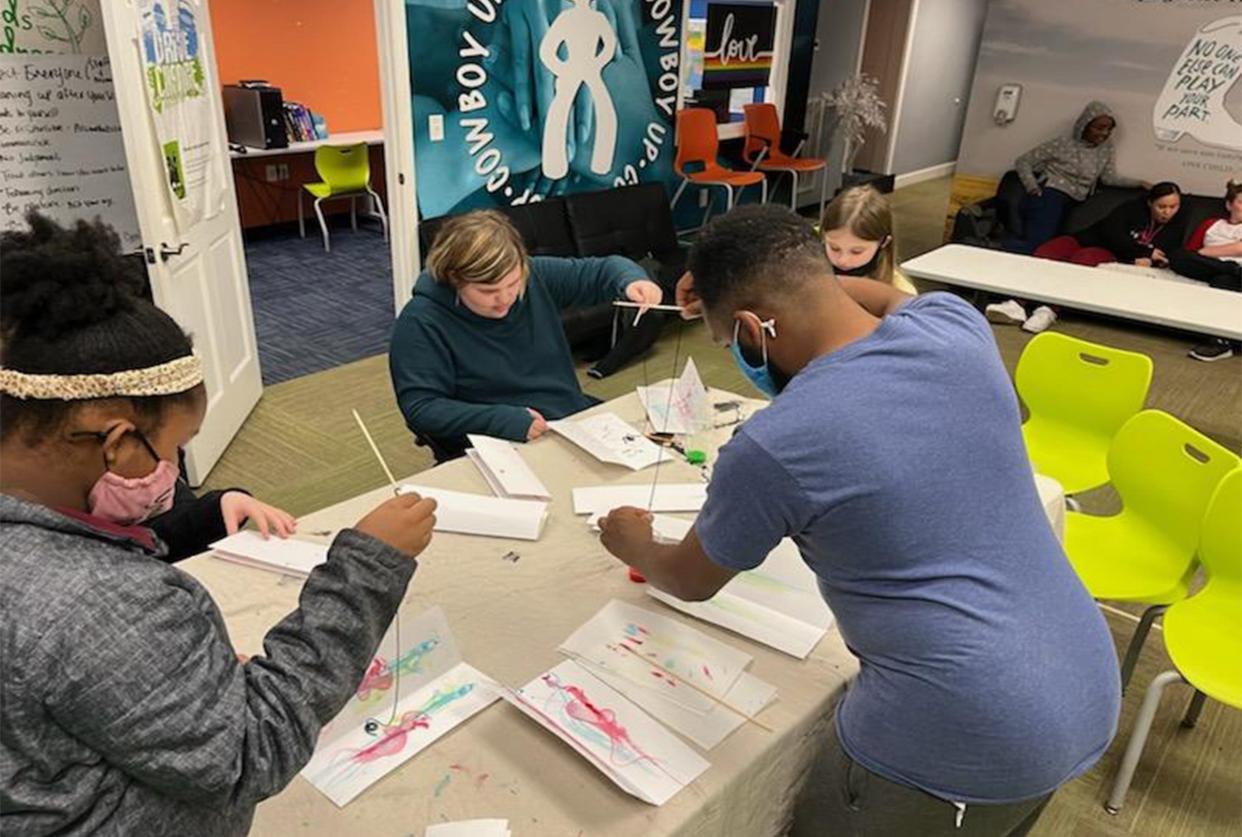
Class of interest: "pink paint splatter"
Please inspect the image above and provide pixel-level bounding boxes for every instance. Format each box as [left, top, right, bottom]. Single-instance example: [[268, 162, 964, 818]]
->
[[475, 772, 490, 789], [702, 665, 713, 680], [543, 674, 658, 768], [351, 712, 431, 764]]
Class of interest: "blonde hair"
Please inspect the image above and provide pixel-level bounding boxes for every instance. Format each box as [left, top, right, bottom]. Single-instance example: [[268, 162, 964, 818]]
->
[[427, 210, 528, 287], [819, 186, 895, 284]]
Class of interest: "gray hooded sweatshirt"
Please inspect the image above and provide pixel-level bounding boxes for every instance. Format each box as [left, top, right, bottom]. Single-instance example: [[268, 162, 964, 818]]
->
[[1014, 101, 1142, 202], [0, 494, 415, 836]]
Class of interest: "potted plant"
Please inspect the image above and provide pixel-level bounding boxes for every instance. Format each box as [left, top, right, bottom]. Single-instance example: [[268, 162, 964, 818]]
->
[[822, 74, 892, 193]]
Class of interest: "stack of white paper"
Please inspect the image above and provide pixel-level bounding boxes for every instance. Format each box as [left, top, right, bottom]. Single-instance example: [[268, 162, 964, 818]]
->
[[210, 531, 328, 577], [649, 540, 835, 659], [466, 435, 550, 500], [559, 600, 776, 749], [302, 606, 502, 807], [398, 485, 548, 540], [504, 659, 710, 805], [548, 412, 668, 470], [426, 821, 510, 837], [572, 483, 707, 515], [637, 358, 710, 434]]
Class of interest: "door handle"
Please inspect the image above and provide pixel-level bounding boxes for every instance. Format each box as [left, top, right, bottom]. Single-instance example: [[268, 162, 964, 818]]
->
[[145, 243, 189, 264]]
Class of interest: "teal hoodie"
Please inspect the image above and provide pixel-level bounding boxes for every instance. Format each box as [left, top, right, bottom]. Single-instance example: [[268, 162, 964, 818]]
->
[[389, 255, 645, 442]]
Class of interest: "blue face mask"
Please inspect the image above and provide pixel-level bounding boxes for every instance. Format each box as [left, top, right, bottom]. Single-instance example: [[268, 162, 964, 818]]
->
[[729, 317, 780, 398]]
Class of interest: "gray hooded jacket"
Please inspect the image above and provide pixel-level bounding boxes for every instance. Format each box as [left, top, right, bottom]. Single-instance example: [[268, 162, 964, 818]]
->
[[1014, 101, 1142, 202], [0, 494, 414, 836]]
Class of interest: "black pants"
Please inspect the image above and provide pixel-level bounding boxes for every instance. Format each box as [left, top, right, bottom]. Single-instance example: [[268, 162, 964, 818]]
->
[[1169, 249, 1242, 292]]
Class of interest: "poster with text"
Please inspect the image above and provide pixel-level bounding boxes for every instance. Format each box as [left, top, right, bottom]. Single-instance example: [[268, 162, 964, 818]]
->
[[702, 2, 775, 90], [138, 0, 212, 231], [406, 0, 681, 219]]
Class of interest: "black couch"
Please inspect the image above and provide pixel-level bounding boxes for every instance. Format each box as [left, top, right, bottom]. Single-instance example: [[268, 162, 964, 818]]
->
[[412, 182, 687, 461], [951, 170, 1223, 251]]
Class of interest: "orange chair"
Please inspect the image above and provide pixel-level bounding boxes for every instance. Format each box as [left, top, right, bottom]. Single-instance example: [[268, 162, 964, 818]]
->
[[743, 103, 829, 215], [671, 108, 766, 224]]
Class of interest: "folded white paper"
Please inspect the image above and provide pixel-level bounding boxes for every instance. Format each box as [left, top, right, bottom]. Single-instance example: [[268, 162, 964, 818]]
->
[[466, 435, 551, 500], [398, 485, 548, 540], [572, 483, 707, 515], [302, 607, 502, 806], [425, 821, 511, 837], [548, 412, 668, 470], [210, 531, 328, 577], [504, 660, 710, 805], [637, 358, 710, 434], [587, 512, 693, 544], [649, 540, 835, 659]]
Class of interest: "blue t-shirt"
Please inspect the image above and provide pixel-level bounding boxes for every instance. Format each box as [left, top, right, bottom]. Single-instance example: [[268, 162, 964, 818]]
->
[[696, 293, 1120, 803]]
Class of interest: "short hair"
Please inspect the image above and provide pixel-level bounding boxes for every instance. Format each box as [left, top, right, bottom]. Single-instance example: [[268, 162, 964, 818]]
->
[[687, 204, 831, 314], [426, 210, 527, 287], [1226, 179, 1241, 204], [1147, 181, 1181, 202], [0, 211, 198, 443]]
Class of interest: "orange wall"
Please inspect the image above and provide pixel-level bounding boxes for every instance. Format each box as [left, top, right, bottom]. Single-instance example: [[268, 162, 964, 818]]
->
[[209, 0, 381, 133]]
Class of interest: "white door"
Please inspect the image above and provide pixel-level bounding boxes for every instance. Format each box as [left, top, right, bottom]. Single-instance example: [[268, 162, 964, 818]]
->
[[100, 0, 261, 485]]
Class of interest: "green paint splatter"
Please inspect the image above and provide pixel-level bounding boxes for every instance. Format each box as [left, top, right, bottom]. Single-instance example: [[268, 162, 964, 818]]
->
[[433, 773, 451, 798]]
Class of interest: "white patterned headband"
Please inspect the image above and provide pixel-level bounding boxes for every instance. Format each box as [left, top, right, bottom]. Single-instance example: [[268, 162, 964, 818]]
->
[[0, 354, 204, 400]]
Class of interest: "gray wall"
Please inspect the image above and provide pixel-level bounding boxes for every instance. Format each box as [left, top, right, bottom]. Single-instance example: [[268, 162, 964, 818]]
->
[[889, 0, 988, 176], [804, 0, 869, 196]]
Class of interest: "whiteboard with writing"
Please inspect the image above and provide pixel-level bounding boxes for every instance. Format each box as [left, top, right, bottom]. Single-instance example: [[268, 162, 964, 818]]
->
[[0, 53, 140, 248]]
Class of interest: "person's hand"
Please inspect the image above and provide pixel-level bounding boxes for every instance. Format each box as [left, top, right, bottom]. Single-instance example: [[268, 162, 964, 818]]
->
[[355, 494, 437, 559], [1151, 248, 1169, 266], [625, 279, 664, 308], [674, 271, 703, 319], [1135, 257, 1153, 267], [221, 492, 297, 539], [527, 408, 549, 440], [597, 506, 655, 564]]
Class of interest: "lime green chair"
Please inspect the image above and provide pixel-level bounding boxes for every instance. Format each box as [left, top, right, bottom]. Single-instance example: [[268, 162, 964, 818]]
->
[[1064, 410, 1239, 690], [298, 143, 388, 253], [1015, 332, 1152, 496], [1106, 468, 1242, 814]]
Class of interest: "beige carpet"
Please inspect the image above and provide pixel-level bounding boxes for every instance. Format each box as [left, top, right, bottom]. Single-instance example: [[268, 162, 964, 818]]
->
[[203, 179, 1241, 836]]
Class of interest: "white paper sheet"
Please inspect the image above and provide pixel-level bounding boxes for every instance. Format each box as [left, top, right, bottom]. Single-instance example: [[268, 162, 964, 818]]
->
[[637, 358, 710, 435], [425, 820, 511, 837], [302, 607, 502, 807], [210, 531, 328, 576], [560, 600, 752, 700], [398, 485, 548, 540], [587, 513, 693, 544], [466, 435, 551, 500], [649, 541, 835, 659], [572, 484, 707, 515], [504, 660, 710, 805], [559, 600, 776, 749], [548, 412, 669, 470]]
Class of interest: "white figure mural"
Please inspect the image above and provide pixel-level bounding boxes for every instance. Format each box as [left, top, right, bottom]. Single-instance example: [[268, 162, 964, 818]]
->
[[539, 0, 619, 178]]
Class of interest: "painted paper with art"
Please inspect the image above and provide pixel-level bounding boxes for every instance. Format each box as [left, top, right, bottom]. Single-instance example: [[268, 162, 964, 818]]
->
[[504, 659, 710, 805], [649, 539, 835, 658], [637, 357, 710, 435], [560, 599, 776, 749], [302, 606, 501, 806]]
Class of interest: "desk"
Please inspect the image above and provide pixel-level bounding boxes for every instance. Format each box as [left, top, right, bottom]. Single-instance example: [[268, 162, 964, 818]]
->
[[228, 129, 385, 160], [902, 244, 1242, 341], [180, 389, 1066, 836], [229, 131, 386, 230]]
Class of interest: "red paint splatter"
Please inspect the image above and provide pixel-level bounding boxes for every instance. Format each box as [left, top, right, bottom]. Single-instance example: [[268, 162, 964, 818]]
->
[[449, 763, 470, 773], [475, 772, 490, 789], [351, 712, 430, 763], [702, 665, 713, 680]]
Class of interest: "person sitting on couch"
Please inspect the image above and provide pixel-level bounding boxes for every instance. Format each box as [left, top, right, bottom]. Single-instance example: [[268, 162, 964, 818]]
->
[[389, 210, 662, 460], [1170, 179, 1242, 362], [1033, 181, 1185, 268], [1002, 101, 1150, 255]]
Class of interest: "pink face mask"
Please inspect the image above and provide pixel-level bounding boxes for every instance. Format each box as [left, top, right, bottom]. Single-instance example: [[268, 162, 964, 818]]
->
[[81, 430, 178, 526]]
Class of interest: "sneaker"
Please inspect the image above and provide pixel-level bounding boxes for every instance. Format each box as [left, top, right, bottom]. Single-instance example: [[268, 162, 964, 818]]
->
[[1022, 306, 1057, 334], [986, 300, 1028, 325], [1189, 339, 1236, 362]]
